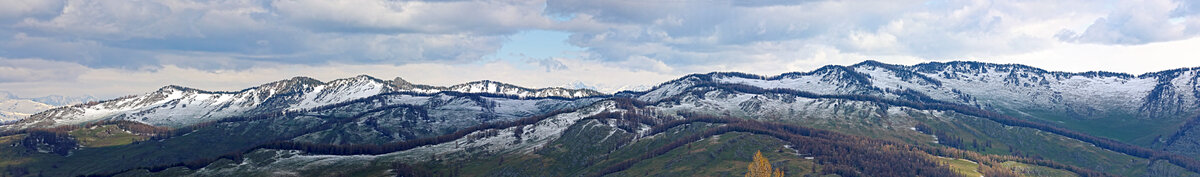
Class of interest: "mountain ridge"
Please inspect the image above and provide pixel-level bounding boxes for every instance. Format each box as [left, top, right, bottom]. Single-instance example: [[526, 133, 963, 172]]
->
[[630, 60, 1198, 120], [3, 75, 607, 129], [0, 91, 97, 123], [4, 60, 1200, 176], [9, 61, 1199, 133]]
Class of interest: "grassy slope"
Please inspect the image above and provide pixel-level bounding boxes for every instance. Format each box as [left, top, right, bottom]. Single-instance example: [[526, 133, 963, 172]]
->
[[69, 125, 149, 148], [770, 103, 1177, 176], [999, 161, 1078, 177], [0, 134, 33, 167], [1003, 108, 1185, 147], [0, 116, 328, 176], [923, 112, 1154, 176], [938, 157, 982, 177], [611, 132, 819, 177], [0, 134, 61, 177]]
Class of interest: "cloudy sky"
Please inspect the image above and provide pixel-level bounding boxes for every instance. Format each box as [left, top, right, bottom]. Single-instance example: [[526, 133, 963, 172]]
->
[[1, 0, 1199, 99]]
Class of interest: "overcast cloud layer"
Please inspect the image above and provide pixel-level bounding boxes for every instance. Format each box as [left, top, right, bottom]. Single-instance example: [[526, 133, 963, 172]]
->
[[1, 0, 1200, 98]]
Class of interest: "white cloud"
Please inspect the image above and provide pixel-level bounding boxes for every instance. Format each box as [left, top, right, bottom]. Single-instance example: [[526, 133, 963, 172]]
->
[[548, 0, 1116, 73], [0, 58, 87, 82], [996, 36, 1200, 74], [1057, 0, 1200, 44], [615, 56, 674, 73], [17, 0, 212, 39], [1, 0, 1199, 99], [272, 0, 552, 34], [0, 0, 63, 21]]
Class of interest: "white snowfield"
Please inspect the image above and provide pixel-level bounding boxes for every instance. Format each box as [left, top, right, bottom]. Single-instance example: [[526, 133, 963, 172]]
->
[[446, 80, 602, 98], [4, 75, 606, 129], [0, 92, 94, 123], [0, 99, 54, 122], [698, 61, 1200, 119]]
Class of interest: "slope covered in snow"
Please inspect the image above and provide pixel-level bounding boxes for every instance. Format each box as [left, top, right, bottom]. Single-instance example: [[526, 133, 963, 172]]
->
[[615, 60, 1200, 148], [0, 91, 97, 123], [29, 95, 98, 107], [0, 99, 54, 122], [391, 78, 605, 98], [288, 92, 604, 144], [655, 60, 1200, 120], [5, 75, 607, 129]]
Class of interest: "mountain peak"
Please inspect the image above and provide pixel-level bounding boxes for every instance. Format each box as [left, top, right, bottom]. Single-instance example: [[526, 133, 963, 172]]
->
[[29, 95, 98, 107], [391, 77, 413, 86], [157, 85, 193, 92], [287, 76, 322, 83], [351, 74, 378, 81], [850, 60, 890, 67], [258, 77, 323, 90], [560, 81, 600, 90], [327, 75, 385, 84], [463, 80, 506, 86], [440, 79, 605, 98]]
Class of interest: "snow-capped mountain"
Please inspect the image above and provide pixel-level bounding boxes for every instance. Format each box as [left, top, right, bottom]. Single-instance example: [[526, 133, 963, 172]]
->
[[0, 99, 54, 123], [30, 95, 99, 107], [558, 81, 654, 94], [0, 91, 96, 123], [10, 61, 1197, 130], [630, 61, 1200, 121], [559, 81, 600, 90], [391, 78, 603, 98], [7, 61, 1200, 177], [4, 75, 605, 129], [0, 91, 98, 107], [288, 92, 604, 144]]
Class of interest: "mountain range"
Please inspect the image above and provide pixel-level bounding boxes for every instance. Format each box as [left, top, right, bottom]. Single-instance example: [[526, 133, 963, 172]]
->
[[1, 60, 1199, 176], [3, 75, 602, 129], [0, 91, 96, 124]]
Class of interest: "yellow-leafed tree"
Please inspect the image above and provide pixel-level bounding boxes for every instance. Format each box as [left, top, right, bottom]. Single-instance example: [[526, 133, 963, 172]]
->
[[746, 150, 783, 177]]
